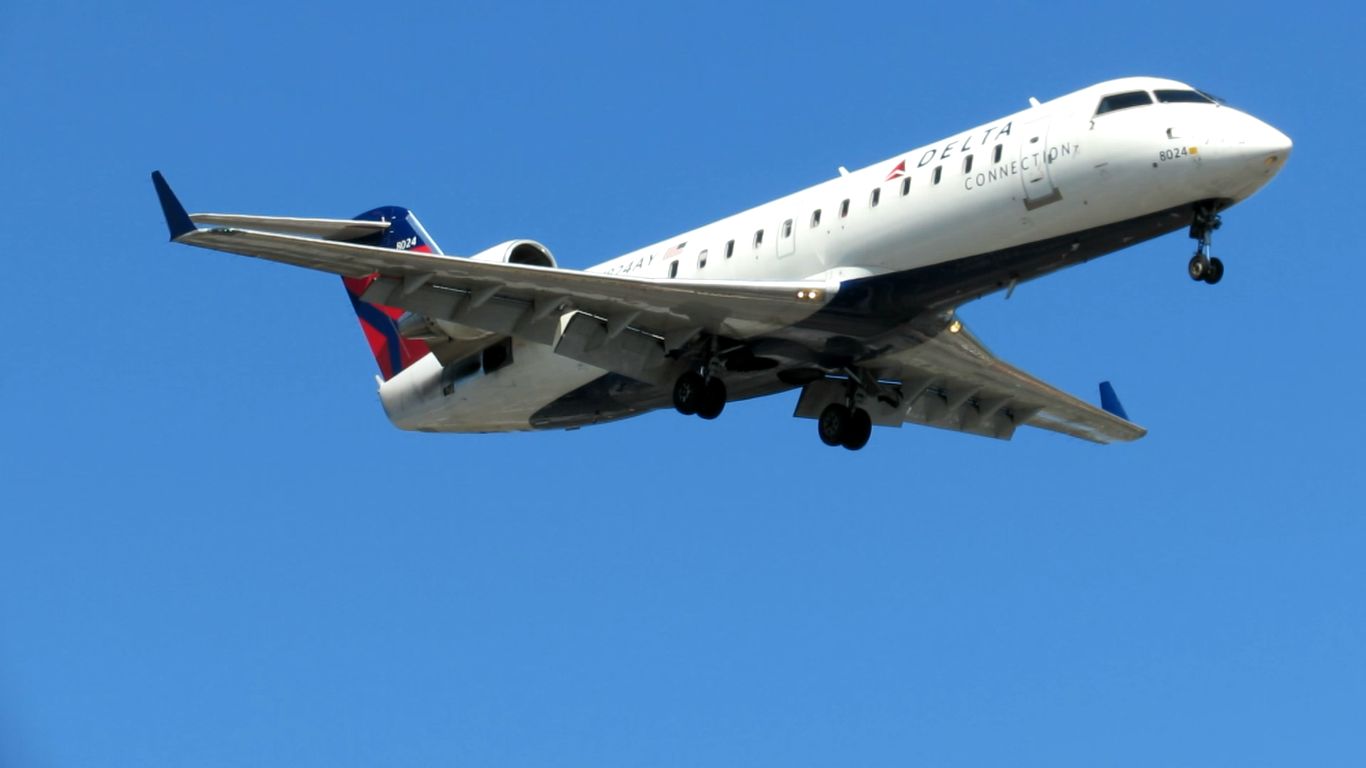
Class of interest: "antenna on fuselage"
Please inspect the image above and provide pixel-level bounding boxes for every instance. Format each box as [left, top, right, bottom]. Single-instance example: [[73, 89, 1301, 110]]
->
[[1028, 97, 1041, 107], [838, 166, 850, 177]]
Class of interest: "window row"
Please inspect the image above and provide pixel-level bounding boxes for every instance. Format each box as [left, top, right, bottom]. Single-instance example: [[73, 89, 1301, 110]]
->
[[666, 141, 1007, 275]]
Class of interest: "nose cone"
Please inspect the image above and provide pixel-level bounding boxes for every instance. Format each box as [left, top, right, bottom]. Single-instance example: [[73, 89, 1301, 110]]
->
[[1204, 111, 1292, 200], [1248, 117, 1292, 169]]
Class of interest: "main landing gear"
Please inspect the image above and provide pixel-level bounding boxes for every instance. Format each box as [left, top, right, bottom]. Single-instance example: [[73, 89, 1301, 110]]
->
[[813, 368, 893, 451], [673, 369, 727, 420], [817, 402, 872, 451], [1188, 206, 1224, 285]]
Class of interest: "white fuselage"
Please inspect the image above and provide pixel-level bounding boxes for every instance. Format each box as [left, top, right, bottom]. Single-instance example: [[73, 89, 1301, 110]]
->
[[379, 76, 1291, 432]]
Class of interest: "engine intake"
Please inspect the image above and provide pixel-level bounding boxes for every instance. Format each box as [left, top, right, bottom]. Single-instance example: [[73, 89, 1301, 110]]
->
[[468, 239, 556, 269]]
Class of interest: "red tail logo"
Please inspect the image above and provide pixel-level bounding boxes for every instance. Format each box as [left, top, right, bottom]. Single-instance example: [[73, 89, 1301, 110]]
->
[[342, 274, 431, 380]]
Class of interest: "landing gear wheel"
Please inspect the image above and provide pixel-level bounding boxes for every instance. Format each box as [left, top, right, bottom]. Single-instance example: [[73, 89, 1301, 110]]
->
[[1203, 257, 1224, 285], [1188, 253, 1208, 282], [840, 408, 872, 451], [672, 371, 705, 416], [818, 403, 850, 447], [696, 378, 727, 420]]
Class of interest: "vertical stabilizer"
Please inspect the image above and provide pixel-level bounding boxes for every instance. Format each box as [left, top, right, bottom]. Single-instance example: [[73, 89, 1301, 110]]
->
[[340, 206, 443, 380]]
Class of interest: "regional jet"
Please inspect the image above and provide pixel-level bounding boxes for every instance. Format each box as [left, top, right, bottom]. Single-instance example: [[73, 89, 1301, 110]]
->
[[152, 76, 1290, 450]]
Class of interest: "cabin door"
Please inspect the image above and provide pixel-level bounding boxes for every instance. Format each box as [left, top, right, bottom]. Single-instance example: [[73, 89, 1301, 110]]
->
[[1019, 116, 1062, 210]]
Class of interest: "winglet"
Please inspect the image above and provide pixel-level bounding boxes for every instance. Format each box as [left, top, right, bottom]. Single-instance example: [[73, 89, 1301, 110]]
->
[[151, 170, 196, 241], [1099, 381, 1130, 421]]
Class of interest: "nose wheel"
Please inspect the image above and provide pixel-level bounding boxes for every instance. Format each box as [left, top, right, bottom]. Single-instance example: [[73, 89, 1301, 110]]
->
[[1188, 206, 1224, 285], [1188, 253, 1224, 284]]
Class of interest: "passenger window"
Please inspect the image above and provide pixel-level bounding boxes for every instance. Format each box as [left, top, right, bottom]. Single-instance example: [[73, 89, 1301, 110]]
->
[[810, 209, 822, 228], [782, 219, 793, 238], [753, 229, 764, 248], [900, 177, 911, 196], [869, 188, 880, 208], [963, 155, 973, 174], [993, 143, 1003, 163], [1095, 90, 1154, 115], [725, 239, 734, 258], [839, 199, 850, 218], [1155, 89, 1215, 104], [932, 166, 942, 185], [698, 249, 708, 269], [668, 260, 678, 278]]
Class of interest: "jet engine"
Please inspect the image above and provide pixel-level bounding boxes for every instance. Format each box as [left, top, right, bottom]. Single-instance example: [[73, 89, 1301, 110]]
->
[[467, 239, 556, 269]]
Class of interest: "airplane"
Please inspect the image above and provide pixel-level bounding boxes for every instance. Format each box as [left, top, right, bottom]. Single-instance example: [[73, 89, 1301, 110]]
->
[[152, 76, 1290, 450]]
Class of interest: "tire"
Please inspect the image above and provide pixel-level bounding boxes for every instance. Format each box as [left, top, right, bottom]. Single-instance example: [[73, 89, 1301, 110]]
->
[[696, 378, 727, 420], [1188, 254, 1207, 281], [672, 371, 705, 416], [1203, 257, 1224, 285], [841, 408, 872, 451], [818, 403, 849, 447]]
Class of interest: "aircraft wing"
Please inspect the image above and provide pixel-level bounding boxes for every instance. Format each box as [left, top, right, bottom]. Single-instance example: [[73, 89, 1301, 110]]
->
[[852, 321, 1147, 444], [153, 174, 833, 350]]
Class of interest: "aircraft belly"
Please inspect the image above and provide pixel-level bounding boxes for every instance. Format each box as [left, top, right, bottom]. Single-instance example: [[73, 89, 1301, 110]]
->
[[529, 369, 795, 430], [793, 200, 1204, 341]]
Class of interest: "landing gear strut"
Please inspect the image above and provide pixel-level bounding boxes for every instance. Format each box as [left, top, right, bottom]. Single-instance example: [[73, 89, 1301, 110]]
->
[[1188, 205, 1224, 285]]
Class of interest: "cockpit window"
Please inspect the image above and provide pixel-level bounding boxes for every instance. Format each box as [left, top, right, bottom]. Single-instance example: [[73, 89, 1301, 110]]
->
[[1095, 90, 1153, 115], [1155, 89, 1215, 105]]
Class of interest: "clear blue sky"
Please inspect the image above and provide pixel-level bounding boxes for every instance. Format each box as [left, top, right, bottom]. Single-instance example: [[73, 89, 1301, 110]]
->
[[2, 1, 1363, 766]]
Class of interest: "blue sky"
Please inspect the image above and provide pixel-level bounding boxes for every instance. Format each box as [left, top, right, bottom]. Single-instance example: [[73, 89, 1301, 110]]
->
[[2, 1, 1363, 765]]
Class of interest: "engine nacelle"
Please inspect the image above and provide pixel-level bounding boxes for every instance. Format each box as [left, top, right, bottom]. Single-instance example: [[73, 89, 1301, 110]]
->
[[467, 239, 557, 269]]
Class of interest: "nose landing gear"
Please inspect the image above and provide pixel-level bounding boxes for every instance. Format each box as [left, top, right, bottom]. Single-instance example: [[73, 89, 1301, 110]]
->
[[1188, 206, 1224, 285]]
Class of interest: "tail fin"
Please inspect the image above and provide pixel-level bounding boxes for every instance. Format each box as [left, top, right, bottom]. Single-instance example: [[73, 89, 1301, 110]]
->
[[341, 206, 444, 380]]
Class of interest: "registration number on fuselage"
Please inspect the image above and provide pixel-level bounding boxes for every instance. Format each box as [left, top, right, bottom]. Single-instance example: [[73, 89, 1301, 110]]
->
[[1158, 146, 1197, 162]]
